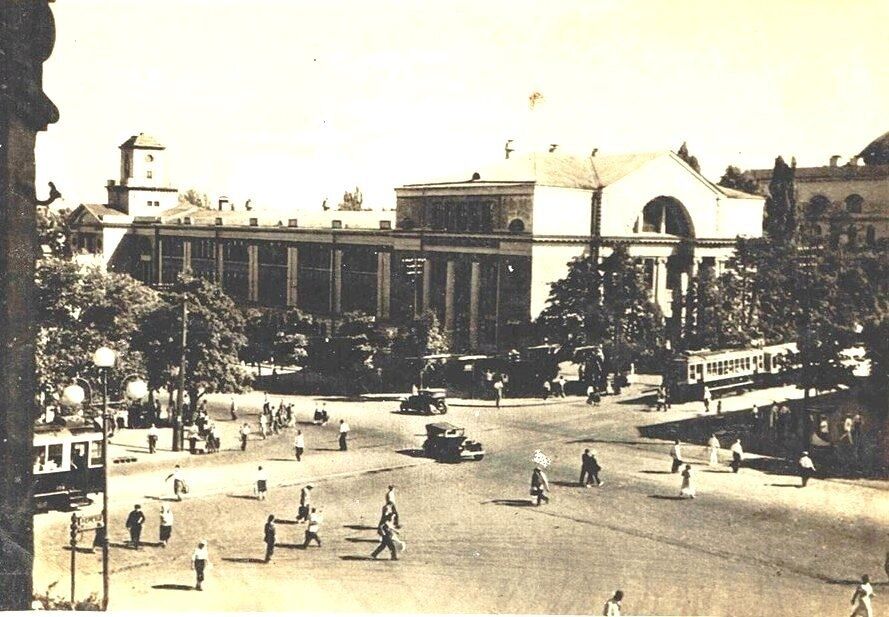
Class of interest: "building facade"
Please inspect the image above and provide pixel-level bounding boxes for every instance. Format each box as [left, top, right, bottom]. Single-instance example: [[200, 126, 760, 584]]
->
[[751, 130, 889, 246], [70, 137, 764, 352]]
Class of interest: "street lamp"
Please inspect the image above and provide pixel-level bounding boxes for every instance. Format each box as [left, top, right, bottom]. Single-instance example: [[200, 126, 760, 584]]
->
[[93, 345, 115, 612]]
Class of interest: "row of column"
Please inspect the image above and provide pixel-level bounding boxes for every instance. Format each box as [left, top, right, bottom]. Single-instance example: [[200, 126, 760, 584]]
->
[[158, 239, 392, 320], [427, 257, 484, 350]]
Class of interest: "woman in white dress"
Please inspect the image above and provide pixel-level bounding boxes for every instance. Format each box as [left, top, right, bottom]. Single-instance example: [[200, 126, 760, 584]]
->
[[680, 464, 696, 499], [707, 434, 720, 466], [851, 574, 874, 617]]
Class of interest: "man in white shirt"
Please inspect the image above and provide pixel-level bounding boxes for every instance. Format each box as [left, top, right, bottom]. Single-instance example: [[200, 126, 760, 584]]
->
[[730, 439, 744, 473], [256, 465, 268, 501], [294, 430, 305, 461], [296, 484, 313, 523], [147, 424, 159, 454], [670, 440, 683, 473], [192, 541, 209, 590], [303, 508, 322, 548], [799, 451, 816, 487], [339, 420, 350, 451], [851, 574, 874, 617], [603, 590, 624, 616]]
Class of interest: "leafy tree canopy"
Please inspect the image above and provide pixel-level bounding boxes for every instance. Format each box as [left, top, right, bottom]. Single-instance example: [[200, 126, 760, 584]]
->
[[718, 165, 761, 195], [676, 141, 701, 173]]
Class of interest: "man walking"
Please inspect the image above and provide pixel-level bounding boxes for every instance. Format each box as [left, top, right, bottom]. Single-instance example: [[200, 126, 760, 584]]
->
[[259, 412, 268, 439], [192, 541, 209, 591], [670, 440, 684, 473], [850, 574, 874, 617], [493, 377, 504, 408], [383, 485, 400, 528], [339, 419, 350, 451], [603, 590, 624, 616], [159, 504, 173, 548], [588, 450, 603, 486], [303, 508, 323, 548], [294, 430, 305, 461], [296, 485, 313, 523], [530, 466, 550, 506], [730, 438, 744, 473], [542, 379, 551, 400], [125, 504, 146, 549], [147, 423, 159, 454], [799, 451, 816, 487], [165, 465, 187, 501], [263, 515, 276, 563], [580, 449, 592, 486], [239, 423, 251, 451], [702, 385, 712, 413], [371, 517, 399, 561], [229, 396, 238, 421]]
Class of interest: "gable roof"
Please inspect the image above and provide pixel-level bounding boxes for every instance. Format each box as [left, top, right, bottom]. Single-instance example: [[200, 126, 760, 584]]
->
[[120, 133, 165, 150], [716, 185, 762, 199]]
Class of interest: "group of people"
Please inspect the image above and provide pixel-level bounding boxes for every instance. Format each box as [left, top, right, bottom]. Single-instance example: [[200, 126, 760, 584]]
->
[[542, 375, 568, 400], [123, 503, 174, 550]]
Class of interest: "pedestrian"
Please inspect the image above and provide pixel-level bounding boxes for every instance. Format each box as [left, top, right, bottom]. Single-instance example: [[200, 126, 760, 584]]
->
[[707, 434, 720, 467], [256, 465, 268, 501], [192, 541, 209, 591], [294, 430, 305, 461], [493, 378, 503, 408], [320, 403, 329, 426], [542, 380, 551, 400], [165, 465, 187, 501], [371, 517, 399, 561], [125, 504, 146, 549], [530, 466, 550, 506], [586, 384, 597, 405], [670, 439, 683, 473], [259, 413, 268, 439], [850, 574, 874, 617], [769, 402, 779, 432], [208, 423, 220, 453], [263, 515, 276, 563], [603, 590, 624, 616], [229, 396, 238, 421], [702, 386, 712, 413], [588, 450, 603, 486], [239, 423, 251, 451], [159, 504, 173, 547], [303, 508, 322, 548], [338, 419, 350, 451], [91, 521, 105, 553], [411, 383, 419, 396], [730, 438, 743, 473], [147, 423, 159, 454], [716, 399, 723, 415], [680, 464, 696, 499], [655, 386, 667, 412], [799, 451, 816, 487], [296, 484, 312, 523], [580, 449, 592, 486], [557, 375, 567, 398]]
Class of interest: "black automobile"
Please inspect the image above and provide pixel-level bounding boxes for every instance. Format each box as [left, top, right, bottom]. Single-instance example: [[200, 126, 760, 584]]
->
[[400, 388, 448, 415], [422, 422, 485, 462]]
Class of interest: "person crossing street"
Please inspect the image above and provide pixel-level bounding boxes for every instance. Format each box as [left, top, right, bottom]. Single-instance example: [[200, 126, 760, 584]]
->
[[530, 466, 550, 506], [339, 419, 350, 451], [294, 430, 305, 461], [263, 515, 276, 563], [799, 451, 816, 487], [125, 504, 146, 549], [303, 508, 323, 548]]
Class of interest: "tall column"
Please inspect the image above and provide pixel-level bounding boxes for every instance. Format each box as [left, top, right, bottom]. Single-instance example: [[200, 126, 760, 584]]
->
[[156, 234, 164, 285], [247, 244, 259, 302], [654, 257, 669, 317], [215, 241, 224, 284], [444, 259, 456, 336], [182, 239, 192, 274], [421, 257, 432, 313], [331, 248, 343, 314], [286, 246, 299, 307], [468, 261, 481, 350], [0, 2, 59, 609], [376, 251, 391, 320]]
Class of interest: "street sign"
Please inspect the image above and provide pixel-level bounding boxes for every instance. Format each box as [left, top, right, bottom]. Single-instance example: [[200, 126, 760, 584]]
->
[[74, 513, 102, 530]]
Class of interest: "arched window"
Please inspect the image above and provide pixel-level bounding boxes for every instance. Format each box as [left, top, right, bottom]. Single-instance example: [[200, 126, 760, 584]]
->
[[638, 196, 693, 237], [806, 195, 831, 218], [866, 225, 876, 246], [845, 194, 864, 214]]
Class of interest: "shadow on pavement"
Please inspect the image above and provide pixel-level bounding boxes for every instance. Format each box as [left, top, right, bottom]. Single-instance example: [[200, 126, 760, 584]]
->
[[487, 499, 536, 507], [768, 483, 802, 488], [701, 469, 733, 473], [61, 546, 96, 554], [226, 494, 258, 500], [143, 495, 179, 502], [648, 495, 685, 501], [639, 470, 673, 475], [345, 538, 378, 543], [222, 557, 266, 564], [396, 448, 427, 459], [551, 480, 582, 488], [340, 555, 377, 561], [275, 543, 307, 550], [565, 438, 659, 447], [151, 584, 194, 591], [267, 458, 296, 462], [343, 524, 377, 531]]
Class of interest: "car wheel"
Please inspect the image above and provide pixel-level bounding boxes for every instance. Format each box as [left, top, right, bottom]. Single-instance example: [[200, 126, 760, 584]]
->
[[439, 404, 448, 414], [473, 454, 485, 461]]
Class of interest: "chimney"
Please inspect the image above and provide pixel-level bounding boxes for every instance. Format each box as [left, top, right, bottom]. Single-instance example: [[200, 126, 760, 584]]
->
[[245, 199, 253, 211], [504, 139, 514, 160], [849, 155, 863, 167], [829, 155, 841, 167], [548, 144, 558, 153], [218, 196, 230, 211]]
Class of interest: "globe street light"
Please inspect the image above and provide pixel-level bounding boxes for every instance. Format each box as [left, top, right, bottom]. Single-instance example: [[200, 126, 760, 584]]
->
[[94, 345, 115, 612]]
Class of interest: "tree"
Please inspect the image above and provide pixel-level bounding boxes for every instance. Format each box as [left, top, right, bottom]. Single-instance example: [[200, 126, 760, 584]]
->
[[676, 141, 701, 173], [273, 308, 318, 368], [131, 275, 250, 412], [537, 245, 664, 372], [178, 189, 210, 209], [35, 258, 160, 411], [241, 308, 277, 371], [36, 206, 72, 259], [392, 310, 449, 359], [718, 165, 761, 195], [338, 187, 364, 211], [763, 156, 798, 241]]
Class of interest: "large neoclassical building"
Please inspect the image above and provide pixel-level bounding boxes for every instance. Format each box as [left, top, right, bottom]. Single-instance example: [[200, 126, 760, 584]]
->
[[70, 135, 764, 352]]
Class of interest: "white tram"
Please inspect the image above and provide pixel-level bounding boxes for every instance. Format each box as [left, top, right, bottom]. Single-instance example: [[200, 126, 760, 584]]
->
[[33, 423, 104, 512]]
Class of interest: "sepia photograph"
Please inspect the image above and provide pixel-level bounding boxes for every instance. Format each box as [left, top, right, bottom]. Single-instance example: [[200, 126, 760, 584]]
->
[[1, 1, 888, 615]]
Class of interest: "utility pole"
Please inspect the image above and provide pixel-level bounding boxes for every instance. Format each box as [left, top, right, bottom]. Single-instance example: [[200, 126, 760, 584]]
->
[[172, 296, 188, 452]]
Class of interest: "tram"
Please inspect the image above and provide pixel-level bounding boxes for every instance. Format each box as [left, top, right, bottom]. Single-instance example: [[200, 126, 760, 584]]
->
[[665, 342, 801, 403], [33, 422, 104, 512]]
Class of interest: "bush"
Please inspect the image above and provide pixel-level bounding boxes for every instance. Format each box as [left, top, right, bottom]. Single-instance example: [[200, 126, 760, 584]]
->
[[33, 585, 100, 611]]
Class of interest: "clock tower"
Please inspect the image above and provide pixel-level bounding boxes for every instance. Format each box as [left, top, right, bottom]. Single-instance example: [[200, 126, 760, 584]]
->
[[107, 133, 178, 216]]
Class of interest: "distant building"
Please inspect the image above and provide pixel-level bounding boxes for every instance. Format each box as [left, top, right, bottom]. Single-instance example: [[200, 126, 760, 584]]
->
[[69, 135, 764, 351], [751, 130, 889, 246]]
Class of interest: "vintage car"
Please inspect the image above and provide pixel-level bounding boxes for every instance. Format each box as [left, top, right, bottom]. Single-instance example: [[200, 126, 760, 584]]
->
[[422, 422, 485, 462], [400, 388, 448, 414]]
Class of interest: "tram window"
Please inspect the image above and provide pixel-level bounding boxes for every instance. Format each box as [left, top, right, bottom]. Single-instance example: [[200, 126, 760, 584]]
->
[[33, 447, 46, 472], [90, 441, 103, 467], [46, 444, 63, 471]]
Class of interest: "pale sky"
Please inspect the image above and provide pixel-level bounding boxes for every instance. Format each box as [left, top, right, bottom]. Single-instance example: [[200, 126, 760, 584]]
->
[[36, 0, 889, 212]]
